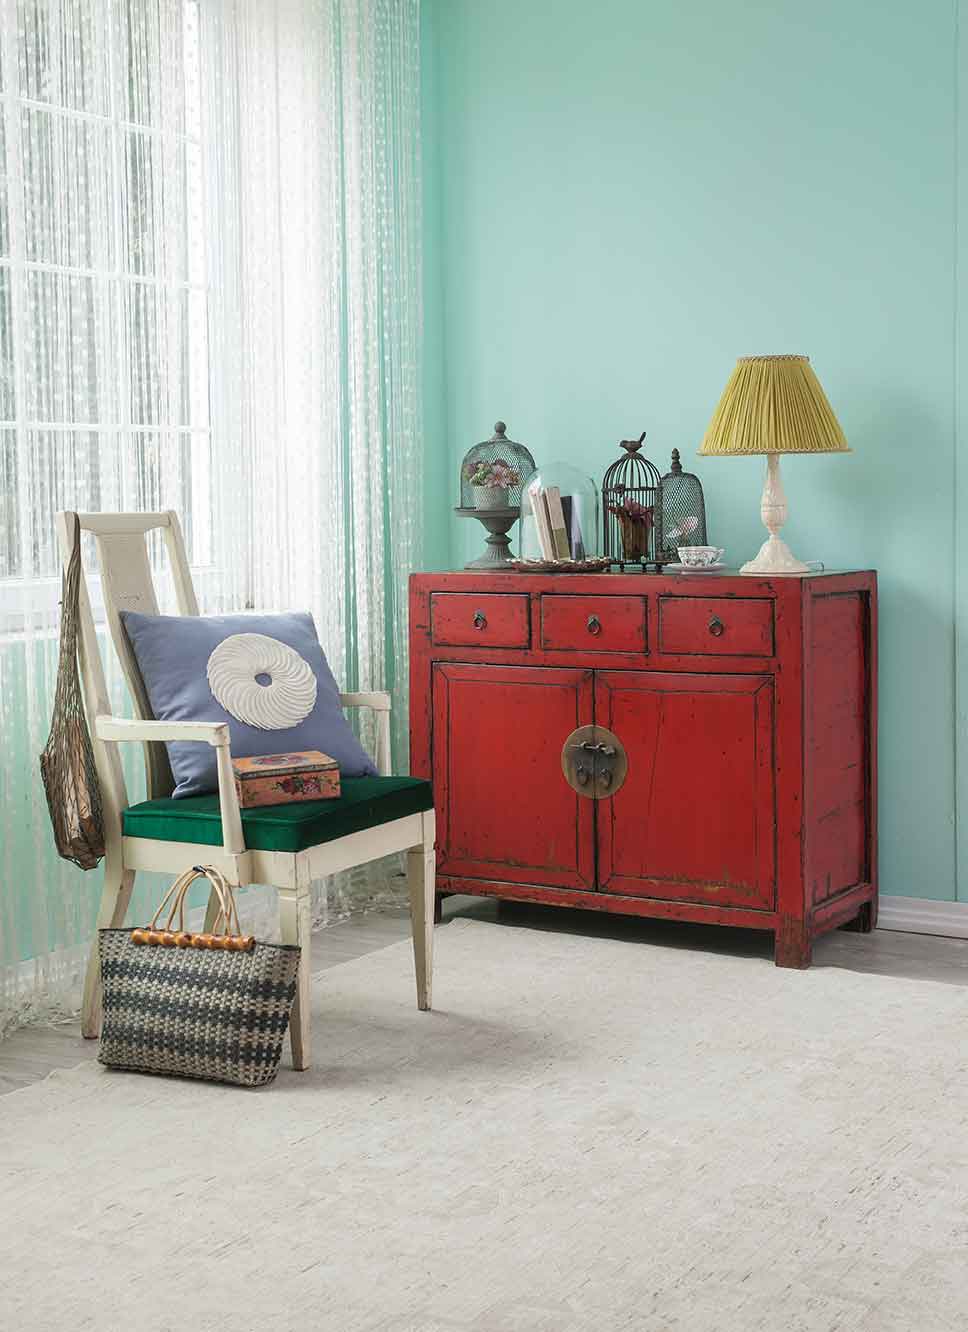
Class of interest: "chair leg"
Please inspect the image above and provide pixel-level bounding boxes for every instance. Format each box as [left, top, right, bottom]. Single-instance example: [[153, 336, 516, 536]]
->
[[81, 865, 135, 1039], [279, 889, 312, 1071], [407, 818, 435, 1011]]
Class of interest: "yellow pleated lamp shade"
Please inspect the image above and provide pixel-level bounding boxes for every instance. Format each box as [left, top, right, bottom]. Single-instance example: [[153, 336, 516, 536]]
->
[[699, 354, 849, 456]]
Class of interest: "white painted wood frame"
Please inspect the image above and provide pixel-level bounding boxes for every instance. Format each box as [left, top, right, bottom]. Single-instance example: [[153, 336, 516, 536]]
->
[[55, 510, 434, 1070]]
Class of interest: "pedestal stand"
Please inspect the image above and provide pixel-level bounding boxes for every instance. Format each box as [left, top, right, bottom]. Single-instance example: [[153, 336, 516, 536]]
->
[[454, 506, 520, 570]]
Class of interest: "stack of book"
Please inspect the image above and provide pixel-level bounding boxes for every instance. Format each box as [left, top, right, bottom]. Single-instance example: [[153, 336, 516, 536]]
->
[[526, 479, 586, 561]]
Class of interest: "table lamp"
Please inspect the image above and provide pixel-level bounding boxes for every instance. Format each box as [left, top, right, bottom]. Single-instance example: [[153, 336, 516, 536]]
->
[[698, 354, 849, 575]]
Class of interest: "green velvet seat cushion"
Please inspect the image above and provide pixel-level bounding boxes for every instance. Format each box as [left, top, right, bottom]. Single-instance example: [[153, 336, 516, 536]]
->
[[122, 775, 434, 854]]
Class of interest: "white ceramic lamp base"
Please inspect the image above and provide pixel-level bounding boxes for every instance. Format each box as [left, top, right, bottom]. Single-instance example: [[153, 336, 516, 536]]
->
[[740, 453, 810, 576]]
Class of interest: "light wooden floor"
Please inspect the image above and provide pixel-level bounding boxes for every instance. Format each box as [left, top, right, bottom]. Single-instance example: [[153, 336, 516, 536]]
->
[[3, 894, 968, 1096]]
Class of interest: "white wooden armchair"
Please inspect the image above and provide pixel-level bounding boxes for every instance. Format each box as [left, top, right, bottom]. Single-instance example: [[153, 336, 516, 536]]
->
[[58, 510, 435, 1070]]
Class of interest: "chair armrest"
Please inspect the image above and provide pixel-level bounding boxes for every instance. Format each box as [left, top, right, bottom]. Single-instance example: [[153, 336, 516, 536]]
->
[[339, 691, 391, 713], [95, 716, 231, 747], [94, 716, 244, 855], [338, 692, 392, 776]]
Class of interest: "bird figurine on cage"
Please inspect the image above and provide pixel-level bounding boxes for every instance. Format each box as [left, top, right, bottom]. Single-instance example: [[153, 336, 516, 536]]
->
[[602, 431, 665, 569]]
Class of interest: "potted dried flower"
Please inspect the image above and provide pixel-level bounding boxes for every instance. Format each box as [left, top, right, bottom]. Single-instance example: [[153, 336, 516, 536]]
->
[[607, 497, 654, 561], [464, 458, 521, 510]]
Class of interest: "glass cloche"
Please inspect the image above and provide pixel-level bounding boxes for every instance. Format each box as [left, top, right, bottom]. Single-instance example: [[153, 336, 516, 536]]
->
[[518, 462, 600, 564]]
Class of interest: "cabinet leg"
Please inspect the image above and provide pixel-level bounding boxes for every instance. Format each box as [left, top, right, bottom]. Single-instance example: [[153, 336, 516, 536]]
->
[[842, 898, 878, 934], [774, 920, 813, 969]]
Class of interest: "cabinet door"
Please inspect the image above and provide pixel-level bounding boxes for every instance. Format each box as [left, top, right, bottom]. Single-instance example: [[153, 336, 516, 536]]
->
[[433, 663, 595, 889], [596, 671, 775, 910]]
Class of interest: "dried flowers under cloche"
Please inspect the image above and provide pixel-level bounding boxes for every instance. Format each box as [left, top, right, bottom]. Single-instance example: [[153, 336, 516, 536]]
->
[[464, 456, 522, 510]]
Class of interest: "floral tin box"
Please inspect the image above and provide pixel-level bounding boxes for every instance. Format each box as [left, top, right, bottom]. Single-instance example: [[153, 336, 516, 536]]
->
[[231, 750, 340, 808]]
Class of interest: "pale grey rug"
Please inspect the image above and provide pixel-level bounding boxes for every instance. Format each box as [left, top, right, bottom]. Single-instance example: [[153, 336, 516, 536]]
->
[[2, 918, 967, 1332]]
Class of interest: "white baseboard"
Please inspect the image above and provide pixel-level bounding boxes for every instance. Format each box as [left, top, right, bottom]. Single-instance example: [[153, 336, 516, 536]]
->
[[878, 896, 968, 939]]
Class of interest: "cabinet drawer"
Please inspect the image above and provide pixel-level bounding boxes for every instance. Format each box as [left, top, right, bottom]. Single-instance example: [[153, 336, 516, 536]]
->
[[658, 596, 775, 656], [430, 593, 530, 648], [540, 595, 647, 653]]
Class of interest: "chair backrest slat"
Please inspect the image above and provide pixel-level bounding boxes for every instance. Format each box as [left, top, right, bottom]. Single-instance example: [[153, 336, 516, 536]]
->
[[75, 511, 174, 536], [163, 515, 201, 618], [94, 528, 172, 797]]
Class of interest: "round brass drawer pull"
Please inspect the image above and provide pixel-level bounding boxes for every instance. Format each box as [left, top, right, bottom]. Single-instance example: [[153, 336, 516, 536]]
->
[[473, 610, 487, 630], [708, 615, 725, 637], [587, 615, 602, 636], [561, 724, 628, 798]]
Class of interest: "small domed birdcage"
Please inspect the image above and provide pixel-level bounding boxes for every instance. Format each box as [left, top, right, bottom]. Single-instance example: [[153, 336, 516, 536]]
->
[[602, 432, 665, 569], [657, 449, 708, 563], [456, 422, 537, 569], [459, 422, 535, 510]]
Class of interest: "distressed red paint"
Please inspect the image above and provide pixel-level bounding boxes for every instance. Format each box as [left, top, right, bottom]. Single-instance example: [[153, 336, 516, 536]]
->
[[410, 571, 878, 968]]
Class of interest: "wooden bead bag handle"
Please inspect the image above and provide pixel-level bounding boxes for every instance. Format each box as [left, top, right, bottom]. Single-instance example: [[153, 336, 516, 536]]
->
[[131, 865, 255, 952]]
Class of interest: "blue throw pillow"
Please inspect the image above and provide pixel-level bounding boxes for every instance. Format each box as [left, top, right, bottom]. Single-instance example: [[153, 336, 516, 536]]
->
[[120, 610, 377, 798]]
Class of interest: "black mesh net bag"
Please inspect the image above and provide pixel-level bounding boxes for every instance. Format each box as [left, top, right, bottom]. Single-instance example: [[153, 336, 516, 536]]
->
[[39, 513, 105, 870]]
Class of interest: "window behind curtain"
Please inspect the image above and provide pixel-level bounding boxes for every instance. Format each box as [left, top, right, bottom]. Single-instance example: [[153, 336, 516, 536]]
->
[[0, 0, 424, 1029], [0, 0, 211, 583]]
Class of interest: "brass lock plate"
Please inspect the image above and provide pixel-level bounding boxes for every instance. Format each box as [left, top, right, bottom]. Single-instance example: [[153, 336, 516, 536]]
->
[[561, 724, 628, 799]]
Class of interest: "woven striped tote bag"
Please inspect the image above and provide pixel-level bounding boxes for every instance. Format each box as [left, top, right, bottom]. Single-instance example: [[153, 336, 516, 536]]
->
[[99, 866, 300, 1087]]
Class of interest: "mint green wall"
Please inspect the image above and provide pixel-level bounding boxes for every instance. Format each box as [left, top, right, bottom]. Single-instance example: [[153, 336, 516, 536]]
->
[[423, 0, 960, 901]]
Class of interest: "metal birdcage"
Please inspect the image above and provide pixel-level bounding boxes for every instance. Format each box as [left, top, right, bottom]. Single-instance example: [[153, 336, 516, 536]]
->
[[602, 432, 665, 569], [657, 449, 708, 563]]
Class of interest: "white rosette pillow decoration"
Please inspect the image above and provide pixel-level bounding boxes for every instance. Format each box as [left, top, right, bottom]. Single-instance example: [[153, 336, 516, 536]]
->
[[120, 611, 377, 797], [206, 633, 318, 730]]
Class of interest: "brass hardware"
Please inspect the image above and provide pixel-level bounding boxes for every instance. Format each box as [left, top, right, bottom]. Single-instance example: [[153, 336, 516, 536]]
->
[[561, 724, 628, 799], [708, 615, 725, 637], [473, 610, 487, 630], [587, 615, 602, 636]]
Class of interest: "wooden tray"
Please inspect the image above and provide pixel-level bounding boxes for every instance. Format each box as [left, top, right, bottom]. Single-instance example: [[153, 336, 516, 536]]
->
[[506, 557, 611, 573]]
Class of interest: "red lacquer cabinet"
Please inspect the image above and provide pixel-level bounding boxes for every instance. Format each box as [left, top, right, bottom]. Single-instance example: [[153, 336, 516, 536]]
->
[[409, 571, 877, 967]]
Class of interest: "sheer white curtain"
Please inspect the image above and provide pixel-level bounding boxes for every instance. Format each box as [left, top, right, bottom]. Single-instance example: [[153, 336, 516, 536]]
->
[[0, 0, 422, 1034], [200, 0, 422, 761]]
